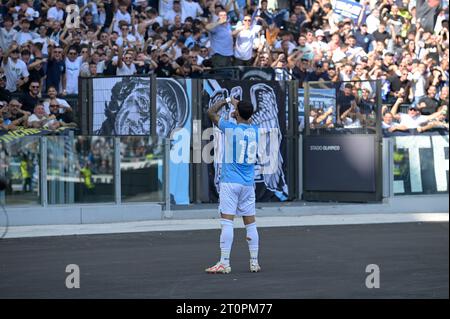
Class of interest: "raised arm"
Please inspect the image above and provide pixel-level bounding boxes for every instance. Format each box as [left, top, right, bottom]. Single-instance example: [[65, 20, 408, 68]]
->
[[208, 99, 229, 126]]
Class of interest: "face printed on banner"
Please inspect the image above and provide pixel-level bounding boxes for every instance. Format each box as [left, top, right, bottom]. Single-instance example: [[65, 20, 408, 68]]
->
[[156, 79, 189, 138], [93, 77, 151, 136]]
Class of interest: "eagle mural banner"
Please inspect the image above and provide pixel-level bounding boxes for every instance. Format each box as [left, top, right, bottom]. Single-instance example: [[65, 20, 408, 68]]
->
[[202, 79, 289, 202]]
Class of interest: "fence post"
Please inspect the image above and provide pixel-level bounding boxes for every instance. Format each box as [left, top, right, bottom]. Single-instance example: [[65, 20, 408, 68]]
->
[[40, 137, 48, 207], [382, 137, 394, 200], [163, 138, 172, 219], [114, 137, 121, 205]]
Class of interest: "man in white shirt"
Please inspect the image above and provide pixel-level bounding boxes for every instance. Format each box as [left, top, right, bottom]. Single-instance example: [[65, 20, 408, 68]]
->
[[64, 47, 84, 95], [47, 0, 65, 22], [27, 103, 60, 130], [159, 0, 174, 16], [14, 19, 38, 46], [113, 3, 132, 33], [1, 44, 29, 93], [116, 47, 137, 75], [164, 0, 183, 24], [43, 86, 71, 115], [115, 23, 137, 48], [0, 16, 17, 51], [408, 62, 428, 106], [233, 15, 263, 65], [181, 0, 204, 22], [391, 98, 442, 130], [366, 9, 380, 34]]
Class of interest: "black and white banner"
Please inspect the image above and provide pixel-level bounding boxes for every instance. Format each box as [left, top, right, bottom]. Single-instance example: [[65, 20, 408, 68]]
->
[[393, 134, 449, 195]]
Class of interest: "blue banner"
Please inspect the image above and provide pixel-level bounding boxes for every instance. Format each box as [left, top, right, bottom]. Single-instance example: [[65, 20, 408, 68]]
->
[[334, 0, 363, 20]]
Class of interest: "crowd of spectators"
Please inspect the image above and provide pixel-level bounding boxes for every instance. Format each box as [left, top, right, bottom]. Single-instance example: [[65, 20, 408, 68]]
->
[[0, 0, 448, 135]]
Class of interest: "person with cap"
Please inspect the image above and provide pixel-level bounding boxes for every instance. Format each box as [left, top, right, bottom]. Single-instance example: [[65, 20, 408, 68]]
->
[[390, 96, 443, 130], [312, 29, 328, 54]]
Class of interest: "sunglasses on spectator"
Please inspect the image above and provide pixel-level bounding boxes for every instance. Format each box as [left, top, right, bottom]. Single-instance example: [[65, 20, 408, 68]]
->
[[50, 104, 59, 108], [11, 50, 19, 54], [31, 85, 40, 89]]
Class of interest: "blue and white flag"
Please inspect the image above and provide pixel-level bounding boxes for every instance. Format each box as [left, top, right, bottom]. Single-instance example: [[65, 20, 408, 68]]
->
[[334, 0, 363, 21]]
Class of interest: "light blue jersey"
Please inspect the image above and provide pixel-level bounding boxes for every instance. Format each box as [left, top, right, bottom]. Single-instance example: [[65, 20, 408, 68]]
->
[[218, 118, 259, 186]]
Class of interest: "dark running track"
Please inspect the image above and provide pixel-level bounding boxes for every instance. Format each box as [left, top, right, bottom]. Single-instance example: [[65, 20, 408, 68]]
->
[[0, 222, 448, 299]]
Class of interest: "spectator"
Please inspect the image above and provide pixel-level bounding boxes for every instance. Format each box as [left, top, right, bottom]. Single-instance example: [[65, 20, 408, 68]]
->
[[20, 80, 41, 113], [417, 105, 449, 132], [306, 60, 330, 81], [233, 15, 265, 66], [205, 9, 234, 68], [14, 19, 37, 46], [116, 46, 137, 75], [64, 46, 86, 95], [0, 16, 17, 52], [113, 2, 132, 33], [391, 97, 443, 130], [418, 85, 440, 115], [43, 85, 72, 115], [0, 73, 12, 103], [382, 111, 408, 132], [155, 52, 178, 77], [337, 83, 356, 117], [1, 44, 29, 93], [2, 99, 30, 128], [27, 57, 47, 92], [46, 44, 65, 93], [47, 0, 65, 22], [48, 98, 77, 128], [27, 103, 61, 130]]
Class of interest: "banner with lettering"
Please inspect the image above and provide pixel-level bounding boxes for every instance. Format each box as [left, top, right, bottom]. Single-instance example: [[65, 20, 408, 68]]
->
[[393, 134, 449, 195]]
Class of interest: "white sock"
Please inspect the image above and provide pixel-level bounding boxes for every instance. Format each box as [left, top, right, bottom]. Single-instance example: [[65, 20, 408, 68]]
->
[[220, 219, 234, 266], [245, 222, 259, 264]]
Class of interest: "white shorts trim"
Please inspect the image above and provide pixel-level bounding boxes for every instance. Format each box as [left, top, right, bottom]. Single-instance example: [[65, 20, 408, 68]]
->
[[219, 183, 256, 217]]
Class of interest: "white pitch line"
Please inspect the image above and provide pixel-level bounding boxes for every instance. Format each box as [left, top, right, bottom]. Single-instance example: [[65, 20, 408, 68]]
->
[[1, 213, 448, 239]]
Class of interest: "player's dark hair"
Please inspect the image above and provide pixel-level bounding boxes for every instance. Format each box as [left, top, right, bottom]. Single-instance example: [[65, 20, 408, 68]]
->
[[237, 101, 254, 121]]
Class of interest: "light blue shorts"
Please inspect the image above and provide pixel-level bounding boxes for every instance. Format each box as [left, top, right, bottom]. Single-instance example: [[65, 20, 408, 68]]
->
[[219, 183, 256, 216]]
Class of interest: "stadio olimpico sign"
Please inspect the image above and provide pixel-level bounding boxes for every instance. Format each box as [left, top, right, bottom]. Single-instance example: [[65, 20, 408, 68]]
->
[[393, 135, 449, 195]]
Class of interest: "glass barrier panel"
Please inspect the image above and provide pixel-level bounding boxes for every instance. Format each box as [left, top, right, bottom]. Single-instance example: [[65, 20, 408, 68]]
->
[[0, 137, 40, 205], [47, 136, 115, 204], [120, 136, 164, 203]]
